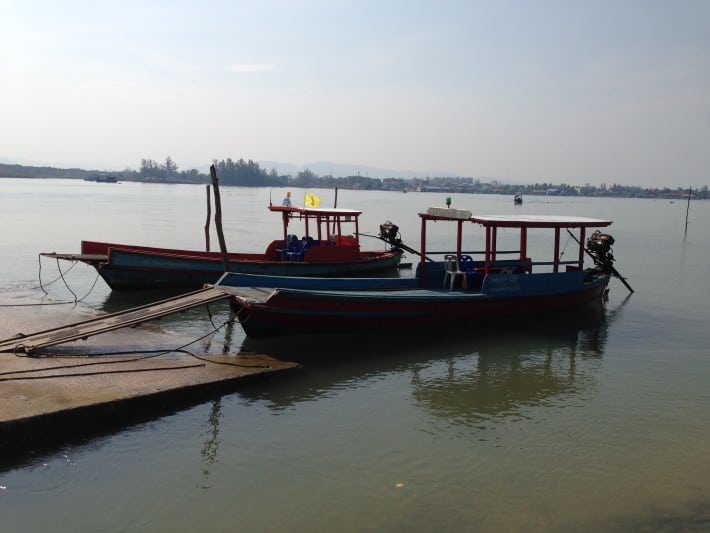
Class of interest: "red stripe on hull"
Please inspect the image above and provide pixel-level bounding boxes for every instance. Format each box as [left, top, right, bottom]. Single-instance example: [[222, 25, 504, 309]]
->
[[234, 280, 608, 338]]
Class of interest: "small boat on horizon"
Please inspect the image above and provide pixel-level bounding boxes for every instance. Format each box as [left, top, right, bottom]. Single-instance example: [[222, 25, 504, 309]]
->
[[84, 173, 117, 183], [514, 193, 523, 204]]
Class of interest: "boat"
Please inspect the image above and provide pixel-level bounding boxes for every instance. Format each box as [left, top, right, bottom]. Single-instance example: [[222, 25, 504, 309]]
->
[[84, 173, 118, 183], [42, 204, 403, 291], [216, 207, 629, 338], [514, 194, 523, 204]]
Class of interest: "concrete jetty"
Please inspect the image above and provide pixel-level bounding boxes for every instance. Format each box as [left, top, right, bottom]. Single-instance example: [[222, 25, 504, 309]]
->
[[0, 349, 299, 456], [0, 287, 300, 458]]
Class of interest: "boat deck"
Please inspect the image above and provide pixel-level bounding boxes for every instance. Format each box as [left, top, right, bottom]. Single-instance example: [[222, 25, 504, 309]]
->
[[40, 252, 107, 262], [216, 286, 275, 302], [220, 285, 468, 302]]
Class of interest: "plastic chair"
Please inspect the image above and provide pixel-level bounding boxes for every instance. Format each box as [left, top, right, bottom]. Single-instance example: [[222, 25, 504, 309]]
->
[[443, 254, 466, 290], [299, 237, 314, 260], [286, 234, 299, 251], [460, 255, 475, 272], [278, 234, 298, 261], [460, 255, 482, 290], [285, 234, 301, 261]]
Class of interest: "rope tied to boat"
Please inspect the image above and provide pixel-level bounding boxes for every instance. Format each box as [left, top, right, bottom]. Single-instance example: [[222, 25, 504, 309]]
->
[[0, 254, 103, 308], [1, 301, 269, 379]]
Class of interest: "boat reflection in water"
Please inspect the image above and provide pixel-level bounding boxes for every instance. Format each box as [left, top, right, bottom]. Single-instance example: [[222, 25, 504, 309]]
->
[[410, 330, 597, 425], [239, 298, 620, 421], [408, 298, 627, 425]]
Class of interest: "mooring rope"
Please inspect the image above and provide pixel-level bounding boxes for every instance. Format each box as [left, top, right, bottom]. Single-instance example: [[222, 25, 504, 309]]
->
[[0, 303, 267, 381], [0, 256, 101, 308], [558, 233, 573, 261], [35, 257, 78, 290], [45, 255, 102, 303], [0, 363, 206, 382]]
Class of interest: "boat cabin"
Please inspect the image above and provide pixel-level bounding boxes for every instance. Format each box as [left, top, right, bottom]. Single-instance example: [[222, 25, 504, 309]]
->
[[417, 208, 613, 289], [267, 205, 364, 262]]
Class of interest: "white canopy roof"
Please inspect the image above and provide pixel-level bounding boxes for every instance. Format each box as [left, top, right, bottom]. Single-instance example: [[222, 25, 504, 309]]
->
[[470, 215, 612, 228]]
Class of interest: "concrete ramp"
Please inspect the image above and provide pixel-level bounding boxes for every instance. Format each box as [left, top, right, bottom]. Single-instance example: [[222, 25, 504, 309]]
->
[[0, 287, 231, 355]]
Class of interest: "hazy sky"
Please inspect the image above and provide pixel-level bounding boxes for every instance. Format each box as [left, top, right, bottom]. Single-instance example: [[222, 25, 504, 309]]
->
[[1, 0, 708, 187]]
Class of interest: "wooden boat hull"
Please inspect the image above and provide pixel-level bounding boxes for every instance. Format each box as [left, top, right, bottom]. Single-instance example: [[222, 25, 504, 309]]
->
[[86, 242, 402, 291], [43, 204, 406, 291], [227, 272, 610, 338], [217, 209, 623, 339]]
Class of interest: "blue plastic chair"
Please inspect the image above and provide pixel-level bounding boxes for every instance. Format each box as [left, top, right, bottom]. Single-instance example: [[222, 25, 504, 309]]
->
[[299, 237, 314, 260], [460, 255, 475, 271], [460, 255, 482, 290], [285, 234, 301, 261]]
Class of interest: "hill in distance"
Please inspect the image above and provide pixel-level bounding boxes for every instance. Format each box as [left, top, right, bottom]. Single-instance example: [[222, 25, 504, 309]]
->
[[257, 160, 452, 180]]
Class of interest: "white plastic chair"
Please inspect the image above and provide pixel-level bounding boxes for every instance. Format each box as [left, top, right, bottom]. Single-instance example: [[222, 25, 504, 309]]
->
[[443, 254, 466, 290]]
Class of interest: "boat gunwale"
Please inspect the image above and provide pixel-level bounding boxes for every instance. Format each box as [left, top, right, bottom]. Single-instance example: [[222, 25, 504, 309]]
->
[[225, 273, 610, 304]]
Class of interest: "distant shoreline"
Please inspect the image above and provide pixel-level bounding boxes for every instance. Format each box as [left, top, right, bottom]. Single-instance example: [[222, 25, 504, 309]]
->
[[1, 163, 706, 200]]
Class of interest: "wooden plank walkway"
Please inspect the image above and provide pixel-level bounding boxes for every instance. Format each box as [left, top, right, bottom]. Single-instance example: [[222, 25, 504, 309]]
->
[[0, 287, 232, 355]]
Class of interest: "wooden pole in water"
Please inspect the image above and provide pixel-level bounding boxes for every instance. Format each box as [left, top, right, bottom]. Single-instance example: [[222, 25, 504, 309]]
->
[[209, 165, 230, 272], [332, 187, 338, 233], [204, 184, 211, 251], [685, 186, 692, 236]]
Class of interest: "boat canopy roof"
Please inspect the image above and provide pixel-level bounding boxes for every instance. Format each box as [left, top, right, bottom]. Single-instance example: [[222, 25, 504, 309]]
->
[[419, 209, 611, 229], [470, 214, 612, 229], [270, 205, 363, 217], [270, 204, 364, 242]]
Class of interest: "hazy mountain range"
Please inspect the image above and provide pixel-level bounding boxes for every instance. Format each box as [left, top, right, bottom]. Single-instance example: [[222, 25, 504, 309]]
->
[[257, 160, 452, 180]]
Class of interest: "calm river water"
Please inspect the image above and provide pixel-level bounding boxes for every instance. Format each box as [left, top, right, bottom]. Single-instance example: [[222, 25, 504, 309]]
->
[[1, 178, 708, 532]]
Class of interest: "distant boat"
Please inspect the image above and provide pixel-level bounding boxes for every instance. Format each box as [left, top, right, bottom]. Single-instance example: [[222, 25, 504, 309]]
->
[[85, 173, 117, 183], [514, 194, 523, 205], [42, 204, 403, 291]]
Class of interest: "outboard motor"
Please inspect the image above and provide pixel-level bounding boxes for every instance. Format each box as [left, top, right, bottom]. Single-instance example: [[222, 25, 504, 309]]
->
[[586, 230, 616, 273], [377, 220, 431, 261], [379, 221, 401, 246]]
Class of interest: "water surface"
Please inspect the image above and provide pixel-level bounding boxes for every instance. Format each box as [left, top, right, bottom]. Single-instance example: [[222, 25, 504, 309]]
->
[[1, 178, 708, 532]]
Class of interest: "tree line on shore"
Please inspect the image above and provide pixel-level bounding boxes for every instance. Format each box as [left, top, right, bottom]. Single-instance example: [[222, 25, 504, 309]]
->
[[0, 157, 706, 200]]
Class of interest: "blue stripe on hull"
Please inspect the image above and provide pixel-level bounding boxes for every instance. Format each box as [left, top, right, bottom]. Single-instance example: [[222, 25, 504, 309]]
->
[[99, 252, 402, 290], [235, 275, 610, 338]]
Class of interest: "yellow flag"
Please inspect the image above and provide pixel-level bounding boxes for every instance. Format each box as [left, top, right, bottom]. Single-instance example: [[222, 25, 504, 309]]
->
[[304, 192, 321, 208]]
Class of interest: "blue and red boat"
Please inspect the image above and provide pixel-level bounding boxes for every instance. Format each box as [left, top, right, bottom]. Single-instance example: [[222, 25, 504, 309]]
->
[[216, 208, 629, 338], [43, 204, 403, 291]]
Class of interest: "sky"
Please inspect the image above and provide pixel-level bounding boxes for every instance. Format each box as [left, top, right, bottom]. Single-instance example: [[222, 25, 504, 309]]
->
[[1, 0, 708, 187]]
